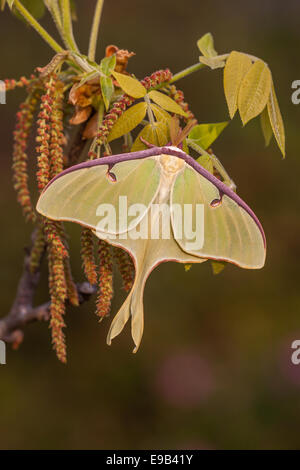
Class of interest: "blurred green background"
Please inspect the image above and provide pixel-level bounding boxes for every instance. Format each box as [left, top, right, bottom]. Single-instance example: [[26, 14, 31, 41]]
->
[[0, 0, 300, 450]]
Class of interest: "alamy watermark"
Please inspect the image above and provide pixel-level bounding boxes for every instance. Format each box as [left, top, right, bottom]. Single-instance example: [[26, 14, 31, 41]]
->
[[0, 80, 6, 104], [291, 80, 300, 105], [0, 340, 6, 365], [291, 340, 300, 365], [95, 196, 205, 251]]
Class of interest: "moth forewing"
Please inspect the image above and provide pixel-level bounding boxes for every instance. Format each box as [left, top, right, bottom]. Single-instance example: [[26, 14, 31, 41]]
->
[[37, 157, 161, 234]]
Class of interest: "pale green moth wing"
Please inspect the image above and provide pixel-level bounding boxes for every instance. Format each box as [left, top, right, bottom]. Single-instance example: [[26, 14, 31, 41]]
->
[[95, 205, 207, 353], [37, 158, 161, 234], [171, 166, 266, 269], [36, 145, 266, 353]]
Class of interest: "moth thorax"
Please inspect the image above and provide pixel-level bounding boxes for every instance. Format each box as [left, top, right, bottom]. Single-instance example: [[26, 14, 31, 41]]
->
[[160, 154, 185, 174]]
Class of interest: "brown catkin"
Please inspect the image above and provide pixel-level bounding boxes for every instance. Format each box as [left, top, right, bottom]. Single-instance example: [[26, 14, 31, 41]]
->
[[140, 68, 172, 90], [48, 249, 67, 363], [4, 75, 37, 91], [49, 80, 65, 178], [29, 221, 46, 273], [47, 224, 68, 363], [36, 75, 57, 192], [96, 240, 113, 320], [80, 228, 98, 285], [35, 74, 74, 362], [12, 88, 41, 222], [113, 247, 135, 292], [49, 295, 67, 363]]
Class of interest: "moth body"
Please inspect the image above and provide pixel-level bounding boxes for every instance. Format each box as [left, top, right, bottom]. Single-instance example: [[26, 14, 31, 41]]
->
[[156, 153, 185, 204]]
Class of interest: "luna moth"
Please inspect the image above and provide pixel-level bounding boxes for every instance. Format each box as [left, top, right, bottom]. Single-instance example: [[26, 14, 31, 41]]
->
[[36, 145, 266, 352]]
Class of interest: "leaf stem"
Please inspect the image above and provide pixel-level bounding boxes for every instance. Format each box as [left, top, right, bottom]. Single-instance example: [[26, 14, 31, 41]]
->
[[88, 0, 105, 61], [13, 0, 64, 53], [60, 0, 79, 52], [170, 63, 205, 84]]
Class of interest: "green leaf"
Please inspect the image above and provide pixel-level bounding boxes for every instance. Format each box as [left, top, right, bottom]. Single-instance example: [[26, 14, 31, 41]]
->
[[199, 56, 225, 69], [197, 32, 217, 57], [100, 55, 116, 76], [111, 71, 147, 99], [108, 102, 148, 142], [99, 54, 116, 110], [150, 104, 171, 122], [238, 59, 272, 125], [267, 81, 285, 157], [188, 122, 228, 150], [100, 76, 114, 111], [131, 121, 169, 152], [13, 0, 45, 19], [147, 90, 187, 117], [260, 105, 273, 147], [211, 261, 226, 275], [196, 154, 214, 174], [223, 51, 253, 119]]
